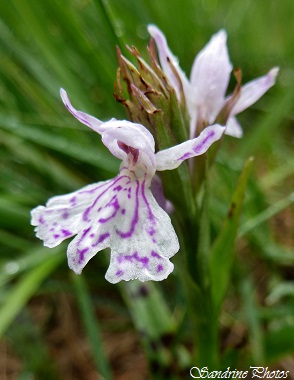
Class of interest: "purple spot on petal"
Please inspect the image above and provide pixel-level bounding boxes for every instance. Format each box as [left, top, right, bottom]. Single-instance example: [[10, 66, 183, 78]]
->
[[157, 264, 163, 272], [50, 228, 54, 232], [148, 227, 155, 236], [53, 234, 60, 239], [38, 216, 45, 224], [70, 196, 76, 204], [151, 250, 161, 259], [113, 185, 122, 191], [90, 233, 95, 238], [116, 270, 124, 277], [121, 209, 126, 215], [141, 256, 149, 267], [62, 211, 69, 219], [61, 229, 72, 237], [53, 222, 57, 226]]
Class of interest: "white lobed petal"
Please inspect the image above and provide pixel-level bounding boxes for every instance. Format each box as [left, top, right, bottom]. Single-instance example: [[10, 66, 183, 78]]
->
[[155, 124, 225, 170], [31, 180, 117, 248], [105, 182, 178, 283], [230, 67, 279, 116], [31, 168, 179, 283]]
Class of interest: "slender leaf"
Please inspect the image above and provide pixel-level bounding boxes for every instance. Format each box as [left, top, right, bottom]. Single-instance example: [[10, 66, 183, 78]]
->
[[209, 157, 254, 312]]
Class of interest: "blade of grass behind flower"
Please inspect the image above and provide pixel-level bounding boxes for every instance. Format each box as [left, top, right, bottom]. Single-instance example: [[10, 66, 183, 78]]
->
[[0, 117, 119, 173], [71, 274, 112, 380], [0, 249, 63, 338], [239, 192, 294, 236]]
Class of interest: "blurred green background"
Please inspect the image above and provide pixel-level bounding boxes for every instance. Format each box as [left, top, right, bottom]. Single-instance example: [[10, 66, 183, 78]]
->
[[0, 0, 294, 379]]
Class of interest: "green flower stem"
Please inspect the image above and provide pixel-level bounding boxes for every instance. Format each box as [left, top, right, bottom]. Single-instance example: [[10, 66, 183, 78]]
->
[[175, 246, 219, 368]]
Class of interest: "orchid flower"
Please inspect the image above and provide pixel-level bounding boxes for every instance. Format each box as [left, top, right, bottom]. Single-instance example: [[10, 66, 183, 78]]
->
[[31, 89, 225, 283], [148, 25, 279, 139]]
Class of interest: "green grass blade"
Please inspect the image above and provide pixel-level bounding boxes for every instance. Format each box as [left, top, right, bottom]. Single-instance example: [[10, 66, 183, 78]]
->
[[239, 192, 294, 236], [0, 250, 63, 338], [71, 274, 112, 380]]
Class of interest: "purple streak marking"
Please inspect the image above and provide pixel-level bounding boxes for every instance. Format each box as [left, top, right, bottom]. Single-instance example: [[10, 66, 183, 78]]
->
[[141, 180, 155, 224], [70, 196, 76, 204], [116, 270, 124, 277], [92, 232, 110, 247], [193, 131, 215, 154], [79, 177, 119, 195], [113, 185, 122, 191], [121, 209, 126, 215], [121, 252, 149, 267], [98, 198, 120, 223], [105, 195, 116, 207], [78, 247, 89, 264], [77, 227, 91, 245], [82, 176, 128, 222], [116, 181, 140, 238], [54, 234, 60, 239], [179, 152, 192, 161]]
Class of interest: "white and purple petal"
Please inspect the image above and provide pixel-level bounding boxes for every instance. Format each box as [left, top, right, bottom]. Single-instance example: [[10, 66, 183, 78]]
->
[[60, 90, 156, 171], [32, 167, 179, 283], [105, 180, 178, 283], [60, 88, 105, 133], [155, 124, 225, 170]]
